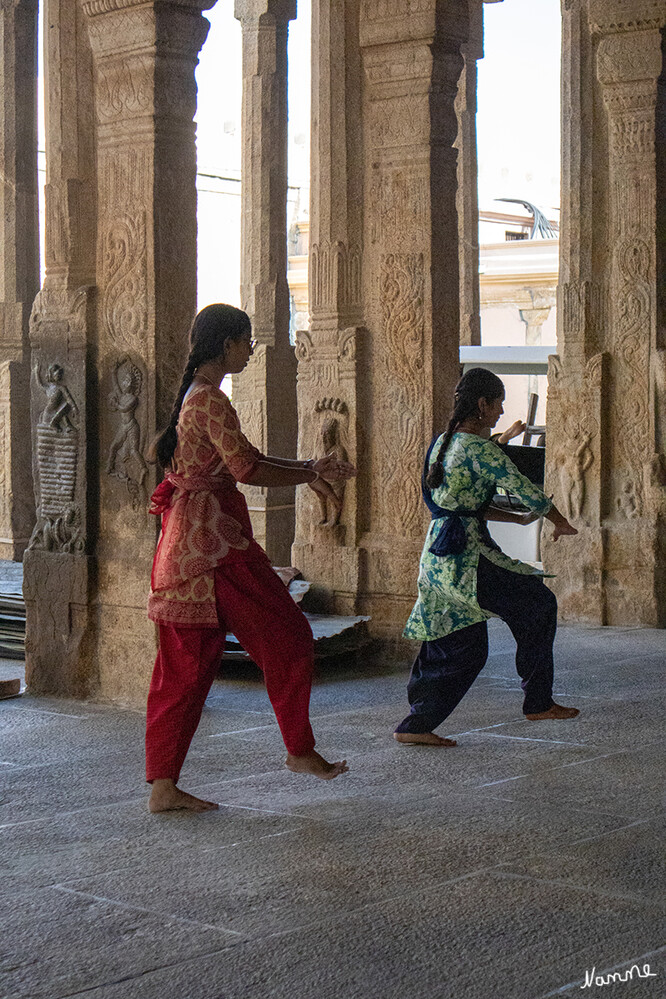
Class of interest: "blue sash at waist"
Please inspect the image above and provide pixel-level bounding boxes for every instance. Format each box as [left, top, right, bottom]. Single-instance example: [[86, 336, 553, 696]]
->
[[421, 435, 500, 557]]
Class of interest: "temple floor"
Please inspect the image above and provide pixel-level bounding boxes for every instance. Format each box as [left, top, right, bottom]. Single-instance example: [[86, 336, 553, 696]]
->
[[1, 622, 664, 999]]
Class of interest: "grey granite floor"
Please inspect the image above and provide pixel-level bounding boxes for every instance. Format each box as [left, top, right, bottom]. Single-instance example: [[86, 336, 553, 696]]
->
[[1, 622, 664, 999]]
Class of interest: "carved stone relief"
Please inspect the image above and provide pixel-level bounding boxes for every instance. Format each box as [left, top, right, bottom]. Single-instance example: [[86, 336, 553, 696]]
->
[[294, 327, 359, 551], [597, 30, 662, 86], [28, 364, 83, 554], [95, 55, 151, 123], [547, 351, 607, 530], [234, 399, 265, 454], [313, 398, 349, 529], [589, 0, 666, 34], [102, 212, 148, 350], [617, 477, 642, 519], [560, 281, 607, 358], [310, 242, 361, 315], [376, 252, 425, 537], [614, 239, 651, 467], [294, 329, 313, 365], [369, 169, 430, 245], [106, 355, 147, 510], [361, 0, 433, 20], [558, 430, 594, 522]]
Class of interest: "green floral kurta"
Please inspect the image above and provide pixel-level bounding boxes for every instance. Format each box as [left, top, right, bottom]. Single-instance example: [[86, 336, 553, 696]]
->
[[404, 433, 553, 642]]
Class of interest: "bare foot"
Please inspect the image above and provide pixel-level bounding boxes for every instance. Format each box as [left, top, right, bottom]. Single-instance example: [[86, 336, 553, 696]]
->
[[148, 778, 219, 813], [285, 750, 349, 780], [525, 703, 580, 721], [393, 732, 457, 747]]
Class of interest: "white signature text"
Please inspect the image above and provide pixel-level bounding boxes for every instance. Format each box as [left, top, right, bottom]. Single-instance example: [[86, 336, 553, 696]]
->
[[581, 963, 657, 989]]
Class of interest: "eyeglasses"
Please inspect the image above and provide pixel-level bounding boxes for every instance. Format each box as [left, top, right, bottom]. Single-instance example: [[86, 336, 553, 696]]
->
[[246, 338, 257, 354]]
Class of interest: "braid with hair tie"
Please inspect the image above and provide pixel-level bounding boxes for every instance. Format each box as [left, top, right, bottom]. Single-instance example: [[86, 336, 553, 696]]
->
[[425, 367, 505, 491]]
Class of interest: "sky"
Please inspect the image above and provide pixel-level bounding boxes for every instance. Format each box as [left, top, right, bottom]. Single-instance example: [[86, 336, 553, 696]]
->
[[476, 0, 561, 213]]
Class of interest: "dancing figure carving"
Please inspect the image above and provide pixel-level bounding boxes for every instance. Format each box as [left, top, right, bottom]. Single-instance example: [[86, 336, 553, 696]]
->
[[107, 356, 148, 509], [37, 363, 78, 432], [29, 363, 83, 553], [313, 399, 348, 529], [559, 432, 593, 521]]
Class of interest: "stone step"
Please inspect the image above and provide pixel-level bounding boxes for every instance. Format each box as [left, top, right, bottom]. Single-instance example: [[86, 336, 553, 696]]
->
[[0, 590, 26, 660], [224, 611, 372, 663]]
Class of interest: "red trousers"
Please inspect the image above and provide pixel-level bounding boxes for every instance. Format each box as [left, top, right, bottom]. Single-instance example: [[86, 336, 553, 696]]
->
[[145, 560, 316, 782]]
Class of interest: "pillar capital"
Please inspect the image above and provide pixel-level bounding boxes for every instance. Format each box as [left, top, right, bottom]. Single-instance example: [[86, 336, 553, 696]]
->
[[83, 0, 212, 68], [596, 26, 663, 89], [233, 0, 296, 27], [589, 0, 666, 34], [359, 0, 468, 49], [82, 0, 216, 17]]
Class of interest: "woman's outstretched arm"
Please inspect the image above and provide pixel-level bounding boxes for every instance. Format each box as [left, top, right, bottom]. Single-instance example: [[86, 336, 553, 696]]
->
[[484, 506, 540, 525], [260, 453, 358, 477], [242, 453, 355, 487]]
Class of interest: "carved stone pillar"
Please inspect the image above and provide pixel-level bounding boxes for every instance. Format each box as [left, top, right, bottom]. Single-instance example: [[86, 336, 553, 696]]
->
[[358, 1, 468, 633], [292, 0, 364, 610], [0, 0, 38, 558], [544, 0, 666, 626], [520, 303, 553, 399], [233, 0, 297, 567], [455, 0, 483, 347], [23, 0, 97, 697], [296, 1, 468, 629], [88, 0, 212, 704], [25, 0, 213, 702]]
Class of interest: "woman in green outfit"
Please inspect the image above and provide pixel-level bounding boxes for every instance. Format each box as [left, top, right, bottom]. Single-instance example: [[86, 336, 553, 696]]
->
[[395, 367, 580, 747]]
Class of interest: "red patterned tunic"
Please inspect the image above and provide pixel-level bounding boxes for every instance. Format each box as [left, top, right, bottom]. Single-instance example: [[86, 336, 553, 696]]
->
[[148, 383, 270, 627]]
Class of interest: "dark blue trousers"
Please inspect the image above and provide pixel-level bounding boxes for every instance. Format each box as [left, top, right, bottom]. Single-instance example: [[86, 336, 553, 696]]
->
[[395, 555, 557, 734]]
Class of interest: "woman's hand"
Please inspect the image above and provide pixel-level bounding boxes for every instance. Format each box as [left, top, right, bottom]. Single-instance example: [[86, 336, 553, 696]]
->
[[497, 420, 526, 444], [546, 505, 578, 541], [311, 453, 357, 482], [552, 518, 578, 541], [308, 476, 342, 513]]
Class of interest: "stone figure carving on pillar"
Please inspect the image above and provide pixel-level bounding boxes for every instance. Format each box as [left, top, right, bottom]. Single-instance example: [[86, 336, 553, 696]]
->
[[617, 478, 641, 519], [559, 430, 593, 521], [314, 398, 348, 528], [106, 356, 148, 510], [37, 363, 78, 430], [28, 364, 83, 554]]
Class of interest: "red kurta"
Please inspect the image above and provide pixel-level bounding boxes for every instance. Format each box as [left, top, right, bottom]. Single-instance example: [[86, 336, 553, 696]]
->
[[148, 383, 269, 628]]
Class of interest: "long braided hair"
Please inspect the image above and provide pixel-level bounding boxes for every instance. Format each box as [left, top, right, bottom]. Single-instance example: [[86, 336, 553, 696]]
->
[[425, 367, 505, 489], [149, 303, 252, 469]]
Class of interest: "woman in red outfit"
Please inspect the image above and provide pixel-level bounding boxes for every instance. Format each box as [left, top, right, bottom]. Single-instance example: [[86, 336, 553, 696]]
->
[[146, 304, 356, 813]]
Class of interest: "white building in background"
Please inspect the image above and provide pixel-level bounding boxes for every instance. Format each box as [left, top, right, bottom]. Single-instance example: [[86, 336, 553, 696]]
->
[[477, 202, 559, 428]]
